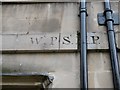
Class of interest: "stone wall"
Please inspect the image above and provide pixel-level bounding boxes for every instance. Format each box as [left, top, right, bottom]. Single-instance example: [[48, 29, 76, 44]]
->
[[1, 1, 120, 88]]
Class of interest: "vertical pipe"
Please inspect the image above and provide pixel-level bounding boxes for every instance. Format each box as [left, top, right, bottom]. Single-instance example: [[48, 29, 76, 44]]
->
[[104, 0, 120, 89], [80, 0, 88, 90]]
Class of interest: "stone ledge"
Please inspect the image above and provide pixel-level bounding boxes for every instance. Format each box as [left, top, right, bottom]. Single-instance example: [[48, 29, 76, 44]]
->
[[1, 0, 120, 3], [1, 32, 120, 53]]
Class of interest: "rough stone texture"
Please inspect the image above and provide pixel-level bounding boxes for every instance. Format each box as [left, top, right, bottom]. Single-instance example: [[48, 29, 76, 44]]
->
[[102, 53, 112, 71], [2, 53, 80, 88], [2, 52, 118, 88], [1, 1, 120, 88], [2, 3, 79, 34], [1, 0, 120, 2], [60, 33, 77, 50], [95, 72, 114, 88], [87, 32, 109, 50], [88, 52, 103, 72], [87, 2, 105, 33], [2, 2, 120, 51], [2, 0, 80, 2], [2, 34, 60, 50], [88, 52, 112, 72], [88, 72, 95, 88], [88, 52, 119, 88], [87, 2, 119, 33], [2, 33, 77, 51], [1, 32, 119, 51]]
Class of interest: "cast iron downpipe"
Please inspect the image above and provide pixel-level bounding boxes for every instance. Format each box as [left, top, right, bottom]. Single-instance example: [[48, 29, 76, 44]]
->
[[80, 0, 88, 90], [104, 0, 120, 89]]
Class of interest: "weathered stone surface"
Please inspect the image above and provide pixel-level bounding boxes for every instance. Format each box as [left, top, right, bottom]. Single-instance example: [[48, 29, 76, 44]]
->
[[2, 0, 119, 2], [2, 53, 80, 88], [2, 52, 119, 88], [88, 52, 115, 72], [2, 3, 79, 34], [87, 1, 119, 33], [88, 72, 95, 88], [60, 33, 77, 50], [1, 1, 120, 88], [88, 52, 103, 72], [2, 33, 77, 51], [95, 72, 114, 88], [102, 53, 112, 71], [87, 32, 108, 50], [2, 0, 80, 2], [1, 32, 120, 52], [87, 2, 105, 33]]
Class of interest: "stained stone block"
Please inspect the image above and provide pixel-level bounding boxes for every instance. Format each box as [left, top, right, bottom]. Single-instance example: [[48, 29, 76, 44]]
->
[[2, 33, 59, 51], [87, 2, 105, 33], [88, 52, 103, 72], [2, 32, 119, 52], [60, 33, 77, 50], [2, 34, 17, 50], [95, 72, 113, 88], [102, 53, 112, 71], [2, 33, 78, 51], [2, 0, 80, 2], [88, 72, 95, 88], [87, 32, 109, 50], [2, 0, 119, 2], [2, 3, 79, 34], [2, 53, 80, 88]]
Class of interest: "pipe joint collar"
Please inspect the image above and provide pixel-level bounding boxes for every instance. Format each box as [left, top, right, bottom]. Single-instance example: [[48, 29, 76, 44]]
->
[[80, 8, 88, 16], [104, 9, 113, 15], [105, 18, 114, 24]]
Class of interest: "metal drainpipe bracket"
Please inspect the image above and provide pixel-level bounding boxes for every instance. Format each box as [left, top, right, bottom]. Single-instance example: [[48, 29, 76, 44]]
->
[[97, 13, 119, 25]]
